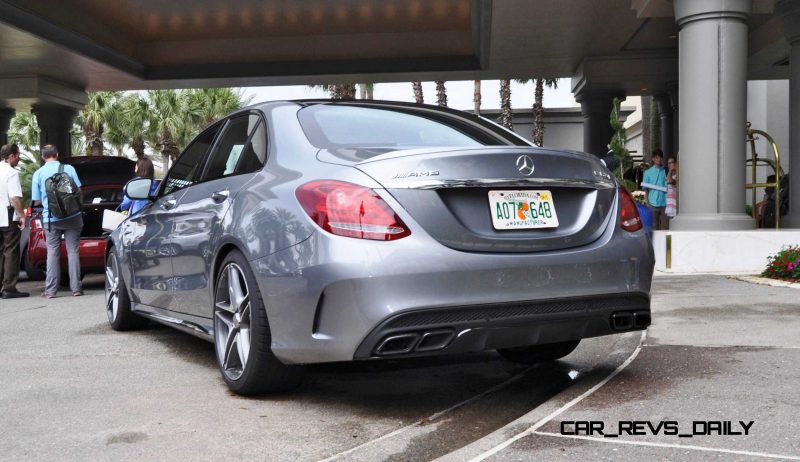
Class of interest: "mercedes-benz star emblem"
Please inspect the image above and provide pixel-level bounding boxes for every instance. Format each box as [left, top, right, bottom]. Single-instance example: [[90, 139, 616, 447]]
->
[[516, 155, 535, 176]]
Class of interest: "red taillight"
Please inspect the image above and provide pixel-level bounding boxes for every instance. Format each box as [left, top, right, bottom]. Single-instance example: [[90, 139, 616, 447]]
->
[[296, 180, 411, 241], [619, 187, 643, 232]]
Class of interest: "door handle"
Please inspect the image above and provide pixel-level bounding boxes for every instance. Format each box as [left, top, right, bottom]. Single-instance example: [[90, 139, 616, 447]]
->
[[211, 189, 230, 203], [162, 199, 177, 210]]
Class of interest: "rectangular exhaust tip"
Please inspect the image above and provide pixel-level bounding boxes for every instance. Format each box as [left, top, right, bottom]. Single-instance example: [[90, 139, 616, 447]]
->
[[374, 333, 419, 356], [611, 312, 634, 330]]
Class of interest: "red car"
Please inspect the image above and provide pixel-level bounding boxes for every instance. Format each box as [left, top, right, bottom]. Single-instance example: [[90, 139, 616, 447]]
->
[[25, 156, 136, 281]]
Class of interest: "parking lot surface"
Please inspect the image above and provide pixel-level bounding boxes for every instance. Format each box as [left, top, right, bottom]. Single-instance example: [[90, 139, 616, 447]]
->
[[1, 274, 797, 461]]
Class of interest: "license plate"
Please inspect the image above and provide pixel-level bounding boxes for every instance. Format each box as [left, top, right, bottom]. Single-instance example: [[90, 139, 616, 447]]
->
[[488, 190, 559, 230]]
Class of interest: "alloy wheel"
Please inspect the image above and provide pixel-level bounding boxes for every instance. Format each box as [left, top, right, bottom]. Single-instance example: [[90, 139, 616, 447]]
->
[[105, 255, 119, 323], [214, 263, 252, 381]]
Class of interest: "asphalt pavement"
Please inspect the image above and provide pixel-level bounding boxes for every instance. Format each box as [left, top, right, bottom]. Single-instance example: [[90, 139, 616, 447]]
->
[[440, 275, 800, 462], [0, 273, 797, 461]]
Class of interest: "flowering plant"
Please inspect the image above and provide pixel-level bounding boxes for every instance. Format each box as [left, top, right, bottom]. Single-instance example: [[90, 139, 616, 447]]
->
[[762, 246, 800, 280], [631, 190, 647, 205]]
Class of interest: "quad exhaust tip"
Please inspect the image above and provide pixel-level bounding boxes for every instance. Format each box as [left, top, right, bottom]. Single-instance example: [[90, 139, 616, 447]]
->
[[374, 329, 455, 356], [611, 310, 651, 331]]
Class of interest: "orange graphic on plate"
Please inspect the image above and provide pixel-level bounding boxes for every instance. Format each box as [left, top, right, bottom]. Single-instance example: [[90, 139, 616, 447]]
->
[[517, 202, 529, 220]]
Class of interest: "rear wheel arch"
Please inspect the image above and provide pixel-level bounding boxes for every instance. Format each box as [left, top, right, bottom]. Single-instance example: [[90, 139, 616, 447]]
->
[[212, 243, 243, 288]]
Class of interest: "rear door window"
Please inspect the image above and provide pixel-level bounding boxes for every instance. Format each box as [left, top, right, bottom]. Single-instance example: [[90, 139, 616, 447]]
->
[[162, 123, 222, 195], [202, 113, 265, 181]]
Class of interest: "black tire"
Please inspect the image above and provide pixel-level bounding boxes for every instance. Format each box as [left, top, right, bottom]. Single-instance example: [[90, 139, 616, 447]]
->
[[497, 340, 581, 365], [213, 250, 303, 395], [105, 251, 148, 331], [23, 248, 46, 281]]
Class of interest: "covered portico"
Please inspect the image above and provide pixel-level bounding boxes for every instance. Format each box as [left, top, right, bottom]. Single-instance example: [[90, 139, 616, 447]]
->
[[0, 0, 798, 233]]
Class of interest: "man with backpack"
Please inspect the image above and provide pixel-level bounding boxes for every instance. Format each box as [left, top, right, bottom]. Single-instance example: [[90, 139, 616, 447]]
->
[[31, 144, 83, 297]]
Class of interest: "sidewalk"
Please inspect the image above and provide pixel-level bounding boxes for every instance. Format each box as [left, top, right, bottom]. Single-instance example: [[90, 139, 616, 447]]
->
[[440, 275, 800, 461]]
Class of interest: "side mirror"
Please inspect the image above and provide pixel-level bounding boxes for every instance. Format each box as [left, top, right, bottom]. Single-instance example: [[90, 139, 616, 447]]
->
[[124, 178, 155, 200]]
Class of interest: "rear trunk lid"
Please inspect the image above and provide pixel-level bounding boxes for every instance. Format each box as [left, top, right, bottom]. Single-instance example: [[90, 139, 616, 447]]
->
[[64, 157, 136, 237], [351, 146, 617, 253], [63, 156, 136, 186]]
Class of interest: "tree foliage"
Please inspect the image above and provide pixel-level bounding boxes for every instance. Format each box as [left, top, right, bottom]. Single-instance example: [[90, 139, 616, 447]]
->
[[609, 97, 633, 183], [76, 91, 122, 156]]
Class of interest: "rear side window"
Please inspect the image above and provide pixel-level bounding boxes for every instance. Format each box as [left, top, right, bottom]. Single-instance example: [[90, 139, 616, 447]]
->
[[202, 113, 266, 181], [162, 123, 221, 195]]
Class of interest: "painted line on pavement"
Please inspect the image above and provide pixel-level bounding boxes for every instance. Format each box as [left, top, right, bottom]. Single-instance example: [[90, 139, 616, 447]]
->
[[531, 432, 800, 461], [317, 364, 541, 462], [468, 330, 646, 462], [641, 344, 800, 349]]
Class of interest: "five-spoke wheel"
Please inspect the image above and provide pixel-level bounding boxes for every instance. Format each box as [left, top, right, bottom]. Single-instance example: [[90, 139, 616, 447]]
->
[[214, 263, 252, 381], [105, 250, 147, 331], [213, 251, 303, 395]]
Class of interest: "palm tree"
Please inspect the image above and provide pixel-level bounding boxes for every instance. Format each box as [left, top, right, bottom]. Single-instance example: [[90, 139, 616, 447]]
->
[[79, 91, 122, 156], [119, 94, 152, 160], [146, 90, 189, 176], [499, 79, 513, 130], [435, 81, 447, 107], [308, 83, 356, 100], [186, 88, 251, 129], [8, 112, 41, 162], [336, 84, 357, 100], [473, 80, 482, 115], [412, 82, 424, 104], [357, 83, 375, 100], [516, 78, 559, 146]]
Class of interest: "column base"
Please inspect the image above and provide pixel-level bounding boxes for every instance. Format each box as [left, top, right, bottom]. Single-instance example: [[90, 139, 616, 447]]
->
[[669, 213, 756, 231], [779, 214, 800, 229]]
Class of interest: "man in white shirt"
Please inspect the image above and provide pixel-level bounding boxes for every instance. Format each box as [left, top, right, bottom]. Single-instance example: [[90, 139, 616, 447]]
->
[[0, 143, 29, 298]]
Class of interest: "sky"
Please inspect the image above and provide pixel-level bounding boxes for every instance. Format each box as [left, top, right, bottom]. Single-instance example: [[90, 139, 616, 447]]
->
[[239, 78, 579, 111]]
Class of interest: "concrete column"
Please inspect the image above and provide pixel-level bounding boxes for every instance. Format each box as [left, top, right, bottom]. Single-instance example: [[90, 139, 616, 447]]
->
[[670, 0, 754, 231], [667, 83, 679, 158], [575, 91, 624, 157], [777, 0, 800, 228], [32, 105, 78, 159], [0, 108, 14, 145], [654, 93, 675, 158]]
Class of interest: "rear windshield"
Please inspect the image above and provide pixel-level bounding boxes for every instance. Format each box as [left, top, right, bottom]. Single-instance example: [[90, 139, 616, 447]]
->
[[297, 105, 522, 163]]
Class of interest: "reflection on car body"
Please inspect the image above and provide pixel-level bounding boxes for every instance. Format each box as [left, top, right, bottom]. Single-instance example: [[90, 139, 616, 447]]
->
[[105, 100, 654, 395]]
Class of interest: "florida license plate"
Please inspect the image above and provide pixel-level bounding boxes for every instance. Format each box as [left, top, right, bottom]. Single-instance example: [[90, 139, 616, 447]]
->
[[488, 190, 559, 230]]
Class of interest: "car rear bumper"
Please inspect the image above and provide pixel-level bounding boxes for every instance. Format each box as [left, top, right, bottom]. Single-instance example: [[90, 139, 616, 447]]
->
[[252, 220, 654, 365], [27, 231, 107, 273]]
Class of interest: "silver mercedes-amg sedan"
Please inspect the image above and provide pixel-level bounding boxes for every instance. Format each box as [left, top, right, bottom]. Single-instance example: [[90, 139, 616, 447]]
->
[[107, 100, 654, 395]]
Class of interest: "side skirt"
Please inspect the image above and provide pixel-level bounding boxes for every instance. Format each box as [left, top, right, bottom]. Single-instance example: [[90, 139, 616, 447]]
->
[[132, 302, 214, 342]]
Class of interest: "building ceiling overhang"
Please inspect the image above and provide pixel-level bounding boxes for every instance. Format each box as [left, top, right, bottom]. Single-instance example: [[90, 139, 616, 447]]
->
[[0, 0, 791, 108]]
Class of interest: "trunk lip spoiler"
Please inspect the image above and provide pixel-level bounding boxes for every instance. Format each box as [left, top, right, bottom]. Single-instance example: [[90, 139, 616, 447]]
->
[[374, 177, 617, 190]]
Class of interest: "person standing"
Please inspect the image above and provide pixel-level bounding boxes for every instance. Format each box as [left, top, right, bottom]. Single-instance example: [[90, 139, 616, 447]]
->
[[120, 156, 157, 216], [0, 144, 29, 298], [665, 157, 678, 220], [31, 144, 83, 297], [641, 149, 668, 230], [135, 154, 154, 178]]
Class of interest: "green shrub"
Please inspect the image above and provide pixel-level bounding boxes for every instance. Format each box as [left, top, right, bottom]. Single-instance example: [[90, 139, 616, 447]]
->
[[762, 246, 800, 280]]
